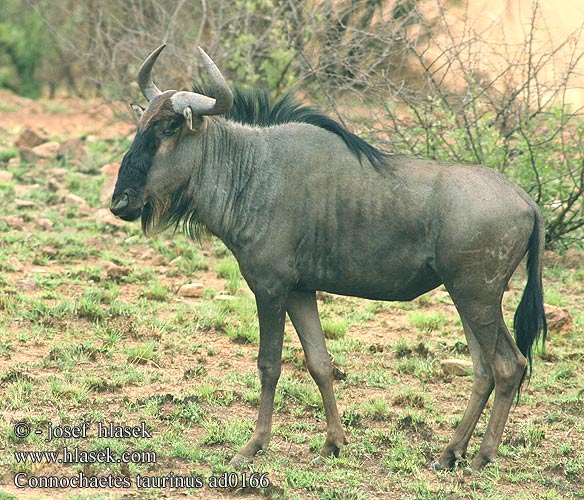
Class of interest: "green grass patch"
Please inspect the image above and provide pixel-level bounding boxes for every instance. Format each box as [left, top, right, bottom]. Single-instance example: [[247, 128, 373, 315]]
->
[[216, 256, 242, 295], [322, 317, 349, 339]]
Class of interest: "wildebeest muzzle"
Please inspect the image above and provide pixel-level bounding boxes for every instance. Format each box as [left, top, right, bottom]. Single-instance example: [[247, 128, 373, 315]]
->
[[110, 188, 143, 221]]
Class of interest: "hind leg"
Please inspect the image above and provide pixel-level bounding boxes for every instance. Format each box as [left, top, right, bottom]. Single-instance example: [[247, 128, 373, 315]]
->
[[446, 296, 527, 470], [433, 318, 494, 470], [469, 314, 526, 470]]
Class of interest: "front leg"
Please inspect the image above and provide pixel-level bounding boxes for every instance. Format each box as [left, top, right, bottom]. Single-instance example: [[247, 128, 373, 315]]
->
[[287, 290, 347, 457], [230, 295, 286, 465]]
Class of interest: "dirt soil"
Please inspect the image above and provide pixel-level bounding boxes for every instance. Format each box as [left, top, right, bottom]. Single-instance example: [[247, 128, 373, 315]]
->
[[0, 89, 133, 140]]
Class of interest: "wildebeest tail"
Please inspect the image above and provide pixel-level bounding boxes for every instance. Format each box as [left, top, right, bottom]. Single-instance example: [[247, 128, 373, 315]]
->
[[513, 209, 547, 395]]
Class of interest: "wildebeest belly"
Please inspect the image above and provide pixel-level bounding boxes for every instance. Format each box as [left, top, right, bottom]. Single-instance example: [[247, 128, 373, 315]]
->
[[295, 246, 442, 301]]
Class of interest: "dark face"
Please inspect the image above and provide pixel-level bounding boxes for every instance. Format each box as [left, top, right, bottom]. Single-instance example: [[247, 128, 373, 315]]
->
[[110, 111, 185, 221]]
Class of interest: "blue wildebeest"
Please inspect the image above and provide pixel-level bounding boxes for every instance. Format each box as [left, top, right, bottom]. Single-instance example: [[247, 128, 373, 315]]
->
[[111, 45, 546, 471]]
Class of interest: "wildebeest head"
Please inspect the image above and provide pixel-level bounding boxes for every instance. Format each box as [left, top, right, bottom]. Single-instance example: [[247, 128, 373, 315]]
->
[[110, 44, 233, 224]]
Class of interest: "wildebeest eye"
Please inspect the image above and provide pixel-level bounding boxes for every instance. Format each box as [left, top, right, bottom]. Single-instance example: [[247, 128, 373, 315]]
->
[[161, 118, 184, 137], [162, 127, 178, 137]]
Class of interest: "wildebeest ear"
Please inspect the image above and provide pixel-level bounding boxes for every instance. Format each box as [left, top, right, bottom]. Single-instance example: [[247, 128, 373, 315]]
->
[[183, 106, 203, 130], [130, 103, 145, 122]]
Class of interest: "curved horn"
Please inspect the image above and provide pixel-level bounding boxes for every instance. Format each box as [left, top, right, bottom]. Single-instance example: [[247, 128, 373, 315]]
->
[[170, 47, 233, 116], [197, 47, 233, 114], [138, 44, 166, 102], [170, 91, 218, 116]]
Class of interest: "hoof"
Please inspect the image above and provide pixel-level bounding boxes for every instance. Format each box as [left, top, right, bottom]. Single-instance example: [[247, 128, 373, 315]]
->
[[320, 434, 348, 458], [229, 454, 251, 468], [320, 443, 344, 458], [312, 433, 348, 464], [470, 454, 496, 471], [433, 449, 467, 471], [432, 461, 453, 471]]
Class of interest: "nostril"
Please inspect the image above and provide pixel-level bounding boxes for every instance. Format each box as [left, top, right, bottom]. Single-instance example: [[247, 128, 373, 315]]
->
[[111, 192, 129, 213]]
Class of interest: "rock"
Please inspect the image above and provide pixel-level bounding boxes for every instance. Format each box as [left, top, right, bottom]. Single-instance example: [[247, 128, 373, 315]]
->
[[64, 192, 89, 208], [58, 138, 88, 161], [62, 191, 92, 215], [440, 359, 473, 376], [51, 168, 68, 179], [545, 305, 573, 335], [67, 159, 86, 172], [36, 218, 54, 230], [104, 262, 129, 279], [15, 278, 39, 292], [100, 176, 117, 205], [14, 128, 47, 149], [101, 162, 120, 177], [100, 163, 121, 205], [149, 255, 166, 266], [6, 257, 24, 272], [0, 215, 25, 230], [94, 208, 125, 228], [19, 141, 62, 164], [19, 148, 44, 164], [30, 267, 49, 275], [140, 248, 157, 260], [169, 257, 182, 266], [84, 237, 104, 250], [47, 177, 65, 192], [40, 246, 58, 258], [32, 141, 61, 158], [0, 171, 14, 182], [214, 294, 237, 302], [15, 184, 39, 197], [178, 283, 205, 298], [14, 198, 35, 209]]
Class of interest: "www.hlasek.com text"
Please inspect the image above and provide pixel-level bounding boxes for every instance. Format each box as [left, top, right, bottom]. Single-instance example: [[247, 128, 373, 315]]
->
[[14, 446, 156, 465]]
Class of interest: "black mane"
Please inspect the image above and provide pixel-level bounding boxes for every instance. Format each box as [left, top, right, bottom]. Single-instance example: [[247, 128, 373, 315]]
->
[[196, 85, 386, 169]]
